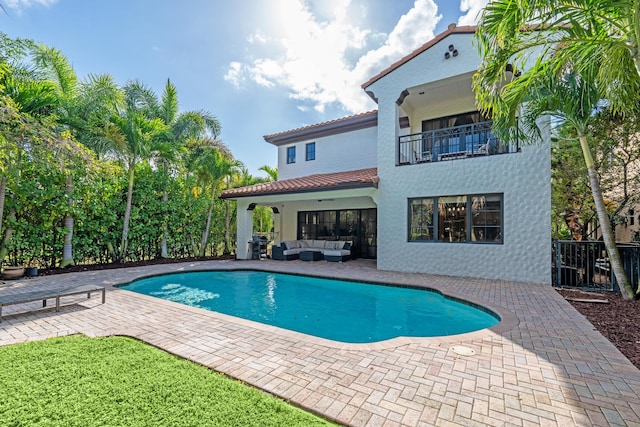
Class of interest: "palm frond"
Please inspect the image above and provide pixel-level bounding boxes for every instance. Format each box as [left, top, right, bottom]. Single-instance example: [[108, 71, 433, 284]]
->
[[160, 78, 179, 126], [123, 79, 160, 118], [31, 43, 78, 99]]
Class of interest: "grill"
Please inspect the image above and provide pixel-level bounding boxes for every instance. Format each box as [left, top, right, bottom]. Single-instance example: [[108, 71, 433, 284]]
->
[[250, 235, 268, 260]]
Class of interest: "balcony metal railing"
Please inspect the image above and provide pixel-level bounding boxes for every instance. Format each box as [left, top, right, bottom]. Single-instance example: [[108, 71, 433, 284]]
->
[[397, 120, 519, 165]]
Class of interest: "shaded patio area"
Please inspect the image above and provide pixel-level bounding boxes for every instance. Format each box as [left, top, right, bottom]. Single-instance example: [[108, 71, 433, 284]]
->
[[1, 259, 639, 426]]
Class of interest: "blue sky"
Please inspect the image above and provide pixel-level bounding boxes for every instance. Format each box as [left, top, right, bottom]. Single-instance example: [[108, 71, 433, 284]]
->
[[0, 0, 487, 178]]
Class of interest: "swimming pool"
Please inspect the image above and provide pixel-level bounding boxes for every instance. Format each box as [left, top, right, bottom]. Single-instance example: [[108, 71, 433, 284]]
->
[[121, 270, 499, 343]]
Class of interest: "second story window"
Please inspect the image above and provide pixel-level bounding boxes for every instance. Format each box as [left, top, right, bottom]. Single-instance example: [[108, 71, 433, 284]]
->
[[306, 142, 316, 161], [287, 146, 296, 164]]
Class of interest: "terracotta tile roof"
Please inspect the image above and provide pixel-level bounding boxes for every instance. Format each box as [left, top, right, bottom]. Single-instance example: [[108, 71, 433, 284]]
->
[[220, 168, 378, 199], [361, 23, 476, 90], [263, 110, 377, 145]]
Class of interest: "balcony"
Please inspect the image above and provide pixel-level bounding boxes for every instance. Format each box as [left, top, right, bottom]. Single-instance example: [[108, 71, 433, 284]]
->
[[397, 120, 519, 166]]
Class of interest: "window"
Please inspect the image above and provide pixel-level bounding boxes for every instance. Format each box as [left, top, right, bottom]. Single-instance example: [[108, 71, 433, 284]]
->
[[409, 198, 434, 241], [439, 196, 467, 242], [287, 146, 296, 164], [408, 194, 502, 243], [306, 142, 316, 161], [471, 195, 502, 242]]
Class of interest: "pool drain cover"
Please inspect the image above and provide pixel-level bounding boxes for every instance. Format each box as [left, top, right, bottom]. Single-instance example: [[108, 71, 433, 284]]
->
[[450, 346, 476, 356]]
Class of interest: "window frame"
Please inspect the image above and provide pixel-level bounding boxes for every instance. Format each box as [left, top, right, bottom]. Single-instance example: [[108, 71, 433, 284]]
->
[[305, 142, 316, 161], [408, 193, 503, 244], [286, 146, 296, 164]]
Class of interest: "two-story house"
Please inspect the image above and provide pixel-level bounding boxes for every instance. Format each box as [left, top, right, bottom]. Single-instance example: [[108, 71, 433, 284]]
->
[[221, 24, 552, 285]]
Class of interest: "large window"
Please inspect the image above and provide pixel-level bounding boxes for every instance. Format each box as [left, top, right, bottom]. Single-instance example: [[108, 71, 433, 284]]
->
[[287, 146, 296, 164], [408, 194, 502, 243], [306, 142, 316, 161]]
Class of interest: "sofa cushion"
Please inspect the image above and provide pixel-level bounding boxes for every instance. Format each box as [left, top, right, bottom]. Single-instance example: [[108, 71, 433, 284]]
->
[[299, 240, 310, 248], [284, 240, 300, 250], [311, 239, 325, 248], [323, 249, 350, 256], [283, 248, 303, 256]]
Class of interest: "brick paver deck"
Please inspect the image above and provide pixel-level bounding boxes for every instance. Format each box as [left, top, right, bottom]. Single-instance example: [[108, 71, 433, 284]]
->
[[1, 259, 639, 426]]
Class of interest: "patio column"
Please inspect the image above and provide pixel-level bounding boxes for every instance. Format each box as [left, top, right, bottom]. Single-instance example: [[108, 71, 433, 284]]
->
[[236, 199, 254, 260]]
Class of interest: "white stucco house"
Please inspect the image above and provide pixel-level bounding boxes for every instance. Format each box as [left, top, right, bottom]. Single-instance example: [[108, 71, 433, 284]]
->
[[221, 24, 551, 285]]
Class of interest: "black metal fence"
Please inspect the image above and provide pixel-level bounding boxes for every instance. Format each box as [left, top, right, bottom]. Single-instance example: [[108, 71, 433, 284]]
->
[[552, 240, 640, 292]]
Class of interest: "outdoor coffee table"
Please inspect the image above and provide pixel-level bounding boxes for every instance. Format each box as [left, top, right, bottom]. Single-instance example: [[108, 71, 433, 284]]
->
[[299, 250, 322, 261]]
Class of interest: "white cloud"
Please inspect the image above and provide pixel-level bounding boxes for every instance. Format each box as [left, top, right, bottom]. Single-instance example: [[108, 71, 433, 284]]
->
[[224, 62, 245, 89], [4, 0, 58, 13], [458, 0, 489, 26], [224, 0, 442, 114], [247, 30, 266, 45]]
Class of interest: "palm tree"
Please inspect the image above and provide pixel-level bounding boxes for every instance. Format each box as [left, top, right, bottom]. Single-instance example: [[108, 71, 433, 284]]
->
[[30, 44, 79, 268], [474, 2, 637, 298], [474, 0, 640, 117], [154, 79, 221, 258], [189, 137, 234, 257], [0, 37, 82, 267], [70, 73, 123, 159], [259, 165, 278, 182], [105, 81, 167, 261], [222, 161, 245, 255]]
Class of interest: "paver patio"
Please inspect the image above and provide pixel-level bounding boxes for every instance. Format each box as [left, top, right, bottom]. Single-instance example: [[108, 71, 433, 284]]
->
[[1, 259, 639, 426]]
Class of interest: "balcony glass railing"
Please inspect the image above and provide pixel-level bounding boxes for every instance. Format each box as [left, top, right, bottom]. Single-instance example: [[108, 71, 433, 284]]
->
[[397, 120, 518, 165]]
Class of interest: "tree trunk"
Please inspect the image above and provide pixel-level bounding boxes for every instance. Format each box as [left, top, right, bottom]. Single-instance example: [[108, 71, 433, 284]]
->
[[60, 174, 75, 267], [199, 184, 217, 257], [160, 191, 168, 258], [223, 177, 230, 255], [0, 209, 16, 264], [160, 160, 169, 258], [579, 135, 634, 299], [120, 166, 135, 262], [0, 176, 6, 236]]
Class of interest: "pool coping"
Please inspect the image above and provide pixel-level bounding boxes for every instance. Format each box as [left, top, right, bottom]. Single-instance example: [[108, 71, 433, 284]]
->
[[114, 267, 518, 351]]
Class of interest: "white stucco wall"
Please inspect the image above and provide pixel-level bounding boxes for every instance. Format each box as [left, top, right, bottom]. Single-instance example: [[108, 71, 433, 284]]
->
[[367, 32, 552, 284], [277, 126, 377, 180]]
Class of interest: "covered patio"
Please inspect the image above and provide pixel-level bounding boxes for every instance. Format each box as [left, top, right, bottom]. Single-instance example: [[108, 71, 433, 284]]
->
[[220, 168, 379, 260]]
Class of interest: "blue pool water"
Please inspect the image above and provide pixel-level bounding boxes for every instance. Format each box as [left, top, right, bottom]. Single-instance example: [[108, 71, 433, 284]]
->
[[121, 270, 499, 343]]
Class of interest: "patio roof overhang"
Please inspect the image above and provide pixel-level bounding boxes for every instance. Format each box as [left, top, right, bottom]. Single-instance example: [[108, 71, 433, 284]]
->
[[220, 168, 379, 201]]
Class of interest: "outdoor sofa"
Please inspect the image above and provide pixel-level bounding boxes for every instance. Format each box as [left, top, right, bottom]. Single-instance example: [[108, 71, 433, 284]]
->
[[271, 239, 352, 262]]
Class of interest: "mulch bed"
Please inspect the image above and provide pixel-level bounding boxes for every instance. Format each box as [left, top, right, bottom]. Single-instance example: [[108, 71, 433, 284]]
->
[[556, 288, 640, 369], [38, 255, 235, 276]]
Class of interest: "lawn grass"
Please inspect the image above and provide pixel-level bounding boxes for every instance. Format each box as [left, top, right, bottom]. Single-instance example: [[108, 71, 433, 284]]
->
[[0, 335, 336, 427]]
